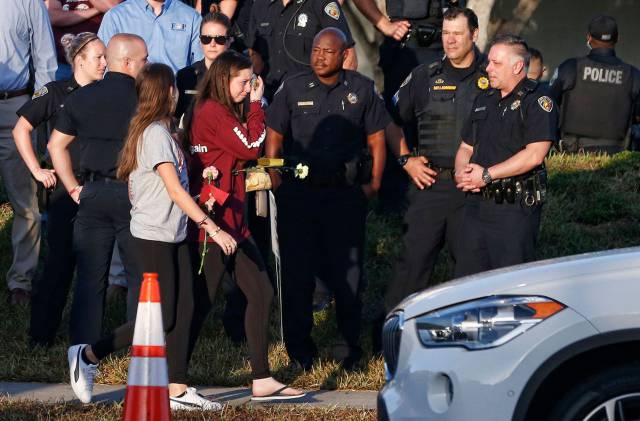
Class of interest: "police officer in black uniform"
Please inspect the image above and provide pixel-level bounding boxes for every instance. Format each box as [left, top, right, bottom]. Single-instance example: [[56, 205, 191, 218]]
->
[[383, 7, 487, 312], [246, 0, 357, 100], [550, 15, 640, 154], [266, 28, 389, 370], [352, 0, 465, 213], [48, 34, 147, 345], [176, 13, 233, 122], [454, 35, 557, 277], [13, 32, 107, 347]]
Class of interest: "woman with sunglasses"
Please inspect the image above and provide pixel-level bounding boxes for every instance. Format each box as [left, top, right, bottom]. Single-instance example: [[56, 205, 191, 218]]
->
[[187, 50, 305, 401], [12, 32, 106, 344], [175, 12, 233, 122]]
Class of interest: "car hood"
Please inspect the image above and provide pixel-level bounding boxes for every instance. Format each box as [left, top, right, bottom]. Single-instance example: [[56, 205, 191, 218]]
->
[[395, 247, 640, 322]]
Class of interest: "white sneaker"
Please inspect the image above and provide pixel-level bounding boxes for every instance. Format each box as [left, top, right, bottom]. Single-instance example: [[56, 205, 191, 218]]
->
[[68, 344, 98, 404], [170, 387, 223, 411]]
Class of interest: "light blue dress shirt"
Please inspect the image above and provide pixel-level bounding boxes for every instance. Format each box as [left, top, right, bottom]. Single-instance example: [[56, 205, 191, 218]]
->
[[98, 0, 203, 73], [0, 0, 57, 91]]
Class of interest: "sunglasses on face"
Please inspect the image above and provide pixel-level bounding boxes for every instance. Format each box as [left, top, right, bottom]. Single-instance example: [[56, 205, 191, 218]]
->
[[200, 35, 229, 45]]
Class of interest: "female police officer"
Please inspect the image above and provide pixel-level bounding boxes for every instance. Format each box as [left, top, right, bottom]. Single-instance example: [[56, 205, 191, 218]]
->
[[175, 12, 233, 123], [12, 32, 106, 347]]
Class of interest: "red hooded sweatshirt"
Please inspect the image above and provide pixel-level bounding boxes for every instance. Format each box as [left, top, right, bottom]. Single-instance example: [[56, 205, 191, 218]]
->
[[188, 100, 265, 243]]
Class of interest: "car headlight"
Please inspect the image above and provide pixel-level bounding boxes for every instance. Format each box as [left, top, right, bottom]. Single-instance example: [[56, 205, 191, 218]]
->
[[415, 295, 565, 350]]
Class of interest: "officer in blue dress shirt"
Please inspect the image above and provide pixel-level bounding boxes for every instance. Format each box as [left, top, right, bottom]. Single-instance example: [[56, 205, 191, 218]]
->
[[98, 0, 203, 73]]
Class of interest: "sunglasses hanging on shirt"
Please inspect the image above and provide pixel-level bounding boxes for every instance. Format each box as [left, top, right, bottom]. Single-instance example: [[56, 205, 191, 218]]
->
[[200, 35, 229, 45]]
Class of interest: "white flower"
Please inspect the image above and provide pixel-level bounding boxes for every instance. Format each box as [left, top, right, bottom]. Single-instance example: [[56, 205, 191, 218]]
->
[[295, 163, 309, 179], [202, 165, 219, 181]]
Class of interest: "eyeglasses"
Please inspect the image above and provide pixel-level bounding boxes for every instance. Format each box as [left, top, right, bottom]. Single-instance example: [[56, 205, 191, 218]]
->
[[200, 35, 229, 45]]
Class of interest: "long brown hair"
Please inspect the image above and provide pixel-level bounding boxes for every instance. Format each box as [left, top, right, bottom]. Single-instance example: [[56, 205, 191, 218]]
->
[[118, 63, 176, 180], [195, 50, 252, 122]]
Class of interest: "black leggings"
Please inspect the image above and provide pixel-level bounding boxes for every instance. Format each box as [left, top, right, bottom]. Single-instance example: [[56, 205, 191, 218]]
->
[[188, 237, 274, 380], [92, 238, 194, 384]]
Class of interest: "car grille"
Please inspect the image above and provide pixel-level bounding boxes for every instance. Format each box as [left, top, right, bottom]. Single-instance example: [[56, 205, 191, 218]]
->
[[382, 313, 403, 379]]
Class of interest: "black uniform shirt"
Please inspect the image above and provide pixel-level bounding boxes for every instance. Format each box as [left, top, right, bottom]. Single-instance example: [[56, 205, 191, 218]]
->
[[267, 69, 390, 173], [549, 48, 640, 108], [395, 52, 488, 124], [246, 0, 354, 89], [55, 72, 137, 177], [16, 78, 85, 168], [460, 78, 558, 168], [175, 59, 207, 121]]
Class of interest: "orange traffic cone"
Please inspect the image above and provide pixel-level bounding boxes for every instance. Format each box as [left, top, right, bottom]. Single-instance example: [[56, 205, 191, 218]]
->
[[123, 273, 171, 421]]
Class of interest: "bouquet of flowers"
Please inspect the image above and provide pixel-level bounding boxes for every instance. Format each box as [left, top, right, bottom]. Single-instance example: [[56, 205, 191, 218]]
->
[[197, 165, 229, 274]]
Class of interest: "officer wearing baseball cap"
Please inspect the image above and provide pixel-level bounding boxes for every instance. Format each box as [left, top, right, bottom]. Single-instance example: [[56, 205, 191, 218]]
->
[[550, 15, 640, 154]]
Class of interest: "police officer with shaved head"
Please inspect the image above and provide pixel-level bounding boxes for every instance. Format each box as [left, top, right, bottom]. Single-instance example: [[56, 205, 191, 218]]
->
[[454, 35, 558, 277], [550, 15, 640, 154], [266, 28, 389, 371]]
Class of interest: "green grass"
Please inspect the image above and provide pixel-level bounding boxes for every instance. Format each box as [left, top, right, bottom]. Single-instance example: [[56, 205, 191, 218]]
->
[[0, 152, 639, 393], [0, 398, 376, 421]]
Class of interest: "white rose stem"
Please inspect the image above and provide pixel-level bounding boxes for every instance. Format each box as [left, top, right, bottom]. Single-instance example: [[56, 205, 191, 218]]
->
[[269, 191, 284, 343]]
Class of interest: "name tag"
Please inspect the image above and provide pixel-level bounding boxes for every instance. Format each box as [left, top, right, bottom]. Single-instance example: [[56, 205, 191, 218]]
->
[[297, 101, 314, 106], [474, 106, 486, 112], [171, 23, 186, 31], [185, 90, 198, 95], [432, 85, 457, 91]]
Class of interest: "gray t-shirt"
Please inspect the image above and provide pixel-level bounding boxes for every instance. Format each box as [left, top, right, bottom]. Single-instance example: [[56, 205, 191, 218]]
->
[[129, 122, 189, 243]]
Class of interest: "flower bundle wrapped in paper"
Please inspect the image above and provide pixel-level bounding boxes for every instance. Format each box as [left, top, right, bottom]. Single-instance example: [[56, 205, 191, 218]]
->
[[197, 165, 229, 274]]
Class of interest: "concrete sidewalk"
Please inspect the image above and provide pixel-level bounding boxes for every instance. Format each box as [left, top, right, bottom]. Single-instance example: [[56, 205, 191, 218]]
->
[[0, 382, 377, 409]]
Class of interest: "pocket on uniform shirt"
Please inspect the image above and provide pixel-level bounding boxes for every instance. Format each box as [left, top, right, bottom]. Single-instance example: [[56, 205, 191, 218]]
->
[[292, 106, 320, 139]]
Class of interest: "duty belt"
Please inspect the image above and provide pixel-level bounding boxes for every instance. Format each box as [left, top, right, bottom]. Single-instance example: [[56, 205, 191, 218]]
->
[[0, 87, 29, 100], [479, 169, 547, 206], [426, 162, 455, 180], [559, 135, 622, 153]]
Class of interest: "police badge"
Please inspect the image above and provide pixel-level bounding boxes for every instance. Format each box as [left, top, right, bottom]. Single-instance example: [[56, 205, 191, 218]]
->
[[347, 92, 358, 104], [297, 13, 308, 28], [477, 76, 489, 90]]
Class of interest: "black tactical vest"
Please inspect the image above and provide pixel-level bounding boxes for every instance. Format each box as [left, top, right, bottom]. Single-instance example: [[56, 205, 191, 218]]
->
[[561, 56, 634, 140], [417, 59, 487, 168]]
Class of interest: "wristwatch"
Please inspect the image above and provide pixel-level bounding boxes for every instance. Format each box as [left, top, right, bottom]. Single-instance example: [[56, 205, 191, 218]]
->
[[482, 167, 493, 185], [397, 154, 412, 167]]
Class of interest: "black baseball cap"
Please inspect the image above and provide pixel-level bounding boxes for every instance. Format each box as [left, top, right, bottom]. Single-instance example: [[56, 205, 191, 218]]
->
[[588, 15, 618, 43]]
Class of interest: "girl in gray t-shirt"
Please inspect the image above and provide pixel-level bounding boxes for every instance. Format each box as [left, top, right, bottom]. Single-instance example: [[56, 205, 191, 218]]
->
[[70, 63, 236, 411]]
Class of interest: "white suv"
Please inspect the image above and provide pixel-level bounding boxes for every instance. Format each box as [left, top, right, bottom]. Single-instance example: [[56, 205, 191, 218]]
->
[[378, 247, 640, 421]]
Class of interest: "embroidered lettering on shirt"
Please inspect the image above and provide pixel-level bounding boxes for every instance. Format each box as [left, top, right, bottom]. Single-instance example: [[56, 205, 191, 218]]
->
[[233, 127, 266, 149], [171, 23, 186, 31], [190, 144, 208, 154], [297, 101, 314, 106], [432, 85, 457, 91]]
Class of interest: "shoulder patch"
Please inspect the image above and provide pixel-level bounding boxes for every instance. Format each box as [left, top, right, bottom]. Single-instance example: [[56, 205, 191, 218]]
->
[[399, 73, 412, 88], [32, 86, 48, 99], [324, 1, 340, 20], [537, 96, 554, 113]]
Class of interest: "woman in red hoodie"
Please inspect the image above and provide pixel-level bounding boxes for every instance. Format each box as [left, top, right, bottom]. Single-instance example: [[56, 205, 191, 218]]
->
[[187, 51, 304, 400]]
